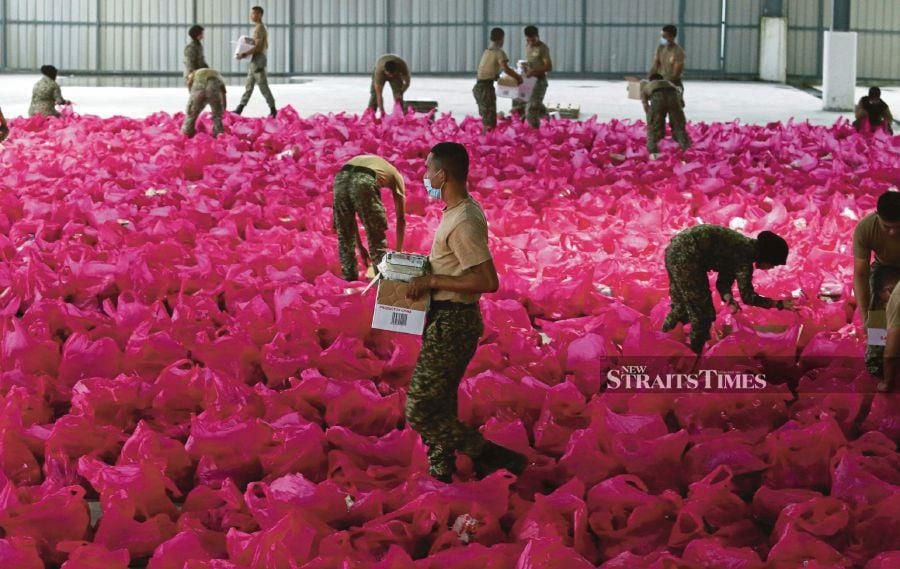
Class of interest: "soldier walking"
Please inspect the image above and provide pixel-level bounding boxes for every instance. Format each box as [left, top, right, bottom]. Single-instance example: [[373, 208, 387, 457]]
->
[[405, 142, 527, 482], [234, 6, 277, 118]]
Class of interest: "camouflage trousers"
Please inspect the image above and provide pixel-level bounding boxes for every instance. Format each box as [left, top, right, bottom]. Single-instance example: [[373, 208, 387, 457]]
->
[[663, 244, 716, 353], [647, 89, 690, 153], [182, 83, 225, 137], [368, 77, 406, 111], [472, 79, 497, 130], [526, 76, 549, 128], [239, 53, 276, 109], [406, 302, 487, 478], [866, 262, 889, 377], [332, 169, 388, 281]]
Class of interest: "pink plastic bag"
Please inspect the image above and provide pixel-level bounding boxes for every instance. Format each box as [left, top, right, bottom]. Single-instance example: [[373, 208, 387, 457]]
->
[[58, 541, 130, 569], [0, 484, 90, 564], [0, 537, 44, 569]]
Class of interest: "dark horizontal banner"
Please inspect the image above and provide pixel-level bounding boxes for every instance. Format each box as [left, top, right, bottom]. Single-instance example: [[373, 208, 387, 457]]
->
[[586, 357, 891, 394]]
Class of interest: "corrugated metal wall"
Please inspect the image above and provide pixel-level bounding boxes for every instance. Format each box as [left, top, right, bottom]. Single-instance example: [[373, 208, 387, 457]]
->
[[1, 0, 898, 82], [852, 0, 900, 82]]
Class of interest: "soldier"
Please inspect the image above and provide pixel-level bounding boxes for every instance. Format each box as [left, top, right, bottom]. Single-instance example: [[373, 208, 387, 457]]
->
[[332, 155, 406, 281], [29, 65, 70, 117], [854, 86, 894, 135], [0, 107, 8, 143], [642, 73, 690, 156], [405, 142, 527, 482], [521, 26, 552, 128], [865, 266, 900, 379], [234, 6, 277, 118], [183, 25, 209, 90], [650, 24, 686, 105], [473, 27, 522, 133], [369, 55, 410, 116], [662, 225, 794, 354], [182, 68, 227, 138], [853, 192, 900, 337]]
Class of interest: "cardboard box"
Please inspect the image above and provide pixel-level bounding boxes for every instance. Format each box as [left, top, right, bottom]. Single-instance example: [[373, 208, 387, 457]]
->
[[234, 35, 255, 59], [496, 76, 537, 100], [867, 310, 887, 346], [372, 279, 429, 335], [625, 76, 642, 100]]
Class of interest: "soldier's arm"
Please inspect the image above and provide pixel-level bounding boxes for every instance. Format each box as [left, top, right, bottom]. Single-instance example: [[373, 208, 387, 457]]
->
[[374, 78, 386, 111], [53, 83, 66, 105], [715, 270, 736, 302], [250, 27, 264, 55], [735, 265, 776, 308], [649, 47, 661, 77], [501, 59, 523, 83], [672, 52, 685, 80], [391, 182, 406, 252], [408, 259, 499, 300], [854, 256, 872, 320]]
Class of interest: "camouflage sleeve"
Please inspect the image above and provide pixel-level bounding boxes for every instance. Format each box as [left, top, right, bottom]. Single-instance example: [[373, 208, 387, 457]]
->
[[735, 264, 776, 308], [53, 82, 64, 104], [715, 270, 736, 300]]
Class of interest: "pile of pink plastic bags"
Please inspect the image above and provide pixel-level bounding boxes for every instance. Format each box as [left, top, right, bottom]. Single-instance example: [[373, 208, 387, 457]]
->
[[0, 108, 898, 568]]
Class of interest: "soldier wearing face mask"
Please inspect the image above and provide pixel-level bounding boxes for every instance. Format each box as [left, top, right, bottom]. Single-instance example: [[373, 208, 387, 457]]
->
[[650, 24, 686, 105], [405, 142, 527, 483]]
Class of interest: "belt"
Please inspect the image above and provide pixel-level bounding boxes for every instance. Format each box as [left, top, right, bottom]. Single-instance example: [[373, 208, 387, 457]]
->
[[340, 164, 377, 178], [476, 78, 494, 83], [430, 300, 478, 310]]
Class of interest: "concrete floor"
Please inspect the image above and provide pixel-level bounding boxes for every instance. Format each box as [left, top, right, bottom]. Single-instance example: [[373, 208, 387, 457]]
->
[[0, 73, 897, 126]]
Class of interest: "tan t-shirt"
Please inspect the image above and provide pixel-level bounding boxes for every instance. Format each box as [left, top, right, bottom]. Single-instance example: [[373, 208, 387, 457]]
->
[[526, 41, 551, 75], [373, 54, 409, 86], [346, 155, 406, 197], [886, 281, 900, 329], [477, 46, 509, 80], [655, 43, 686, 81], [430, 197, 492, 304], [252, 23, 269, 54], [853, 212, 900, 266]]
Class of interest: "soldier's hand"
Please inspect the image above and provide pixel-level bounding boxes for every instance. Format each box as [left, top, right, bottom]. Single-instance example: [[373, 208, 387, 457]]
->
[[781, 299, 796, 311], [406, 275, 432, 300]]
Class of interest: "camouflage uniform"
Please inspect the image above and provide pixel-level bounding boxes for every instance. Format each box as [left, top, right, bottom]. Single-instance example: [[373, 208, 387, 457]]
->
[[239, 23, 276, 111], [182, 69, 226, 138], [472, 80, 497, 129], [332, 168, 388, 280], [183, 39, 208, 84], [663, 225, 777, 353], [526, 76, 549, 128], [28, 76, 65, 117], [645, 80, 690, 153], [406, 302, 487, 479], [864, 263, 897, 377]]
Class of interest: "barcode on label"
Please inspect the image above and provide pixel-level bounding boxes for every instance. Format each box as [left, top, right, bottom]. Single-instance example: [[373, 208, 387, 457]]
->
[[391, 312, 408, 327]]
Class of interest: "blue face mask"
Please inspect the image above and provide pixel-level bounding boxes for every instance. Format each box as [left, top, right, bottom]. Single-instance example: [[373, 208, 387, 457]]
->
[[423, 174, 442, 200]]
